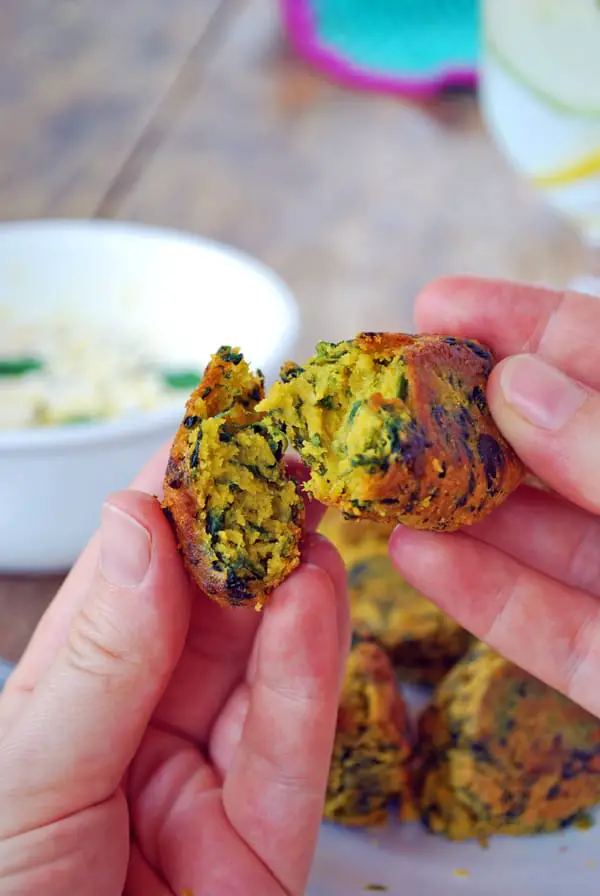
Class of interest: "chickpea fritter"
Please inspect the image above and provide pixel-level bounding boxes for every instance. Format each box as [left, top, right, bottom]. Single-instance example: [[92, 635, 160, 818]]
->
[[319, 510, 471, 685], [162, 347, 304, 609], [418, 642, 600, 842], [325, 636, 413, 827], [258, 333, 525, 530]]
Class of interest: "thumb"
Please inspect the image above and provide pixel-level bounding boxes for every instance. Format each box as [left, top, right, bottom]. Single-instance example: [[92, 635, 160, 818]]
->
[[0, 491, 191, 839], [488, 354, 600, 513]]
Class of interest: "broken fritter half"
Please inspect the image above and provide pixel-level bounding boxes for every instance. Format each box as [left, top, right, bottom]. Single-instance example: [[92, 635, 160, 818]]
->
[[162, 347, 305, 608], [258, 333, 525, 531]]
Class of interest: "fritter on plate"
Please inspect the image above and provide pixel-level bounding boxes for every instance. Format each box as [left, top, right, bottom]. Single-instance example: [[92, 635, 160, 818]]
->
[[418, 642, 600, 841], [325, 636, 413, 827], [319, 510, 470, 684]]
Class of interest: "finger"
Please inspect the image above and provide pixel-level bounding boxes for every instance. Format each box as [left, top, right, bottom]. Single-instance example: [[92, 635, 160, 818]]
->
[[0, 490, 191, 838], [301, 533, 351, 667], [415, 277, 600, 390], [151, 593, 262, 744], [209, 535, 350, 776], [221, 562, 343, 895], [469, 485, 600, 597], [285, 452, 326, 532], [389, 528, 600, 719], [125, 842, 172, 896], [128, 728, 282, 896], [148, 473, 337, 746], [487, 354, 600, 514], [5, 439, 175, 702]]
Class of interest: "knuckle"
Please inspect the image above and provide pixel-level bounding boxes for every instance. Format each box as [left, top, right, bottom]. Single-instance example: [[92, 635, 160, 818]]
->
[[565, 520, 600, 596], [480, 575, 520, 648], [262, 674, 328, 709], [562, 614, 600, 716], [66, 602, 139, 683], [248, 740, 320, 796]]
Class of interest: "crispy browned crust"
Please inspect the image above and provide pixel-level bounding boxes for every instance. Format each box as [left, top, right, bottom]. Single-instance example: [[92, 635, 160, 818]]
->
[[162, 350, 304, 608], [341, 333, 526, 530], [417, 642, 600, 840]]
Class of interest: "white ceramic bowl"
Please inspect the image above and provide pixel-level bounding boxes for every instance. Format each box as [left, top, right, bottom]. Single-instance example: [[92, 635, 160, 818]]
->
[[0, 219, 299, 573]]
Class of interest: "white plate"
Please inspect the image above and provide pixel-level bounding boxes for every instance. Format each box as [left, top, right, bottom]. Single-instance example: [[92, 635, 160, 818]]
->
[[308, 686, 600, 895], [309, 810, 600, 896]]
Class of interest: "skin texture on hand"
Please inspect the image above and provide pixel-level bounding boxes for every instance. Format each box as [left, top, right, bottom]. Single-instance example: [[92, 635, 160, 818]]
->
[[390, 277, 600, 720], [0, 449, 349, 896]]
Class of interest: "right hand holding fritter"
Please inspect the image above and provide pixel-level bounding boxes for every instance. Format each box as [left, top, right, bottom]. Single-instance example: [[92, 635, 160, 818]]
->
[[390, 277, 600, 720]]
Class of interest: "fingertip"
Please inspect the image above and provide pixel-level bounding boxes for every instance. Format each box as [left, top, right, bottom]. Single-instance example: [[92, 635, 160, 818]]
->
[[414, 276, 473, 332], [304, 499, 326, 533], [389, 525, 433, 564], [301, 533, 350, 671], [388, 527, 459, 596], [102, 491, 191, 646], [257, 561, 342, 703], [302, 533, 346, 595], [129, 438, 173, 496], [284, 454, 327, 532], [284, 451, 310, 483], [105, 489, 181, 557], [104, 489, 162, 528], [272, 561, 337, 617]]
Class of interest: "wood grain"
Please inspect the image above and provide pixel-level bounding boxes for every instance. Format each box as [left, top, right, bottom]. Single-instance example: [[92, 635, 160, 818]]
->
[[118, 0, 580, 362], [0, 575, 62, 664], [0, 0, 229, 219]]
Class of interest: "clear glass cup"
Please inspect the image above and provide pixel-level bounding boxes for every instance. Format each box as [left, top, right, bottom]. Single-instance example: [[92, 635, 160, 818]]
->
[[480, 0, 600, 295]]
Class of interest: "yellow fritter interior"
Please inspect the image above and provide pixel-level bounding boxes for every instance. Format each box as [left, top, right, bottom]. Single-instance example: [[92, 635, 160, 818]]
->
[[167, 347, 305, 604], [193, 415, 302, 599], [258, 340, 413, 514]]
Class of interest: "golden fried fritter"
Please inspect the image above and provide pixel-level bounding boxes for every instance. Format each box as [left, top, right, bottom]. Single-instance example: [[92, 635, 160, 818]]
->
[[319, 510, 470, 684], [417, 642, 600, 841], [162, 347, 304, 608], [258, 333, 525, 530], [325, 636, 413, 827]]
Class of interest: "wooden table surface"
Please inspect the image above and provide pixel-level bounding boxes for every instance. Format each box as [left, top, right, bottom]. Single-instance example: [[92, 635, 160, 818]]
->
[[0, 0, 581, 665]]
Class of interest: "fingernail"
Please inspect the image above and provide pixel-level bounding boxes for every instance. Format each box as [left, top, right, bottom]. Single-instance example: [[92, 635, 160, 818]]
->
[[499, 355, 588, 431], [100, 503, 152, 588]]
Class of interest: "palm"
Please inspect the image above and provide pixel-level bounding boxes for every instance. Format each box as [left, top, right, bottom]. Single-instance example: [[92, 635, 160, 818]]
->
[[124, 589, 288, 894], [112, 531, 343, 896]]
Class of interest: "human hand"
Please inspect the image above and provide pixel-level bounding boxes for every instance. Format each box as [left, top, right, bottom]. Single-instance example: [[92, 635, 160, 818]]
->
[[0, 449, 349, 895], [390, 278, 600, 718]]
